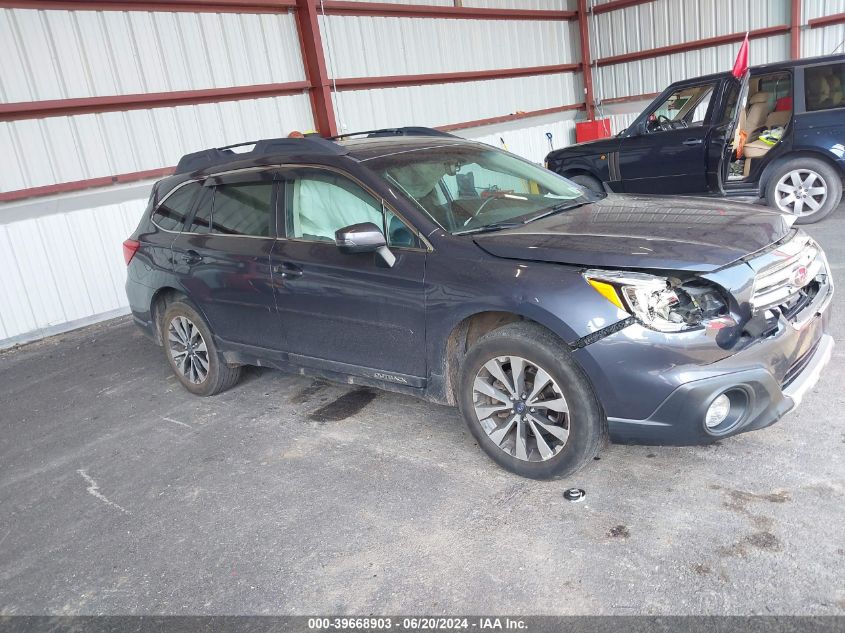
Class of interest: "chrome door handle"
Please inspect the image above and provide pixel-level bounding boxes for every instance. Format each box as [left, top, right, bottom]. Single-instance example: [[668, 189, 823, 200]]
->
[[274, 263, 303, 278], [682, 138, 703, 146], [182, 250, 203, 265]]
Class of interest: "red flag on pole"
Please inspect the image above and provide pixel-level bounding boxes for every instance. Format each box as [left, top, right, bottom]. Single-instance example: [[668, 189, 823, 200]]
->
[[732, 32, 750, 78]]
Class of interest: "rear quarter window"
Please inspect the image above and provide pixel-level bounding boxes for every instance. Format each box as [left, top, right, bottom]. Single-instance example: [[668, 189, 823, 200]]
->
[[152, 182, 201, 231], [805, 62, 845, 112]]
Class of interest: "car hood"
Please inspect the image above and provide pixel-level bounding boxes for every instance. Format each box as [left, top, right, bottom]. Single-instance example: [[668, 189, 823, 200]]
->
[[472, 195, 795, 272], [547, 137, 620, 159]]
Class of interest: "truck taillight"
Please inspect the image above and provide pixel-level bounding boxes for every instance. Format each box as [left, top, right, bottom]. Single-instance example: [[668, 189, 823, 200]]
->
[[123, 239, 140, 265]]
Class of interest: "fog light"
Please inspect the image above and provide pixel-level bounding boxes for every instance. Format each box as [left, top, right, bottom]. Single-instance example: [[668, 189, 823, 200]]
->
[[705, 394, 731, 428]]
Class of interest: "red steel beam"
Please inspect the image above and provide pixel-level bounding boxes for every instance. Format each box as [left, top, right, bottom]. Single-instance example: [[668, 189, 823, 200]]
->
[[438, 103, 584, 132], [577, 0, 595, 120], [808, 12, 845, 28], [596, 25, 790, 67], [0, 65, 582, 121], [333, 63, 581, 91], [0, 167, 175, 203], [1, 103, 586, 201], [321, 1, 576, 21], [294, 0, 337, 136], [592, 0, 655, 16], [0, 81, 310, 122], [791, 0, 801, 58], [0, 0, 296, 13]]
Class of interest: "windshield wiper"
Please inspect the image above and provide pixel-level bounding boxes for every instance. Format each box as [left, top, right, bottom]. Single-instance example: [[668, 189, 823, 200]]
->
[[523, 199, 592, 224], [453, 221, 523, 236]]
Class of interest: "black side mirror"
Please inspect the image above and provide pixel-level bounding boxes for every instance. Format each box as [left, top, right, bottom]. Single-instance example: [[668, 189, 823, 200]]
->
[[335, 222, 395, 267]]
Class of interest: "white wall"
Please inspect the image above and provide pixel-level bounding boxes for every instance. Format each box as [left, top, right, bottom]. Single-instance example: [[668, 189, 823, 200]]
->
[[0, 194, 148, 347]]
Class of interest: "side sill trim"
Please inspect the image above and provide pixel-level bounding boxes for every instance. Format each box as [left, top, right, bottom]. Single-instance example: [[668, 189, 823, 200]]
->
[[216, 337, 427, 389]]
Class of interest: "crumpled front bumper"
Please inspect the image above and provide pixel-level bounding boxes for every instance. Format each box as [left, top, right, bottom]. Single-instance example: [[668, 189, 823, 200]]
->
[[573, 279, 834, 446]]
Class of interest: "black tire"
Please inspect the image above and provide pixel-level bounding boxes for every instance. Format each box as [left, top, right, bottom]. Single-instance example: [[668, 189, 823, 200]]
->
[[764, 156, 842, 224], [457, 322, 606, 480], [567, 174, 604, 195], [161, 300, 242, 396]]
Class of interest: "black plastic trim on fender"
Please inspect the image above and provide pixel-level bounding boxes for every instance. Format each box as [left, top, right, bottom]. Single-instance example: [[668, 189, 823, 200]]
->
[[570, 317, 636, 350]]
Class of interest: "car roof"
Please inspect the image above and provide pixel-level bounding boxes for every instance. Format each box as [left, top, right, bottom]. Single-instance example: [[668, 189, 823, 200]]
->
[[155, 132, 484, 198], [338, 135, 480, 161], [665, 53, 845, 90]]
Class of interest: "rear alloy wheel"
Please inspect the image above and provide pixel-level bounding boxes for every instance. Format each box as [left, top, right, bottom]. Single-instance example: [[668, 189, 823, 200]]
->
[[167, 315, 210, 385], [458, 322, 605, 479], [765, 158, 842, 224], [161, 300, 242, 396]]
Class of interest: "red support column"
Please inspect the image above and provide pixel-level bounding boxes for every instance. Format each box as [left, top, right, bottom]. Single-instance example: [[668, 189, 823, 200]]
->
[[577, 0, 595, 120], [791, 0, 802, 59], [294, 0, 338, 136]]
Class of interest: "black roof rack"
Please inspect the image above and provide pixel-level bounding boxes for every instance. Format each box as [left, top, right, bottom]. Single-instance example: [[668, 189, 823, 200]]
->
[[331, 127, 457, 140], [174, 137, 348, 175]]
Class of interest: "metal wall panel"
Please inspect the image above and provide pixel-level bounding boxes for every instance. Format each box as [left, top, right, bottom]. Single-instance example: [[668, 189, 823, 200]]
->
[[463, 1, 576, 9], [591, 0, 788, 59], [803, 0, 845, 20], [460, 113, 578, 163], [318, 14, 579, 77], [331, 72, 583, 132], [0, 8, 305, 103], [802, 0, 845, 57], [595, 35, 790, 101], [803, 24, 845, 57], [0, 93, 314, 192], [0, 196, 148, 346]]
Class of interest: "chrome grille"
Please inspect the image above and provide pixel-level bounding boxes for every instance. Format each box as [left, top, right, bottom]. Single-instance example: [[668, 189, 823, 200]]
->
[[751, 234, 826, 313]]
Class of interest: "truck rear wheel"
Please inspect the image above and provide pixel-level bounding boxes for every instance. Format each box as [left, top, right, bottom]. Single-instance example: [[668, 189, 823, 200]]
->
[[765, 157, 842, 224]]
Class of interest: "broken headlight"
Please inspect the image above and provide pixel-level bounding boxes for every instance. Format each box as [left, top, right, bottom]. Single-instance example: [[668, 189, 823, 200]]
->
[[584, 270, 728, 333]]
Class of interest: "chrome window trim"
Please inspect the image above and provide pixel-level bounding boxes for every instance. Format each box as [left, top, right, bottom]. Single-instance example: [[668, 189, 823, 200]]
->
[[151, 166, 281, 239]]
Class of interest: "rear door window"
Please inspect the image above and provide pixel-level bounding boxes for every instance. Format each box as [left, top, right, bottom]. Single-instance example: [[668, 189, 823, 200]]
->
[[152, 182, 201, 231], [805, 62, 845, 112], [209, 182, 275, 237]]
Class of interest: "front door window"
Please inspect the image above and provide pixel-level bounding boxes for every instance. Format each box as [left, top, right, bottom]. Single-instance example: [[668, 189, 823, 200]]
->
[[646, 83, 716, 133]]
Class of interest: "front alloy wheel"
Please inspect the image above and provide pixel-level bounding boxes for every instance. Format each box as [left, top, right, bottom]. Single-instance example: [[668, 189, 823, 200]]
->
[[773, 169, 828, 217], [473, 355, 570, 462], [458, 322, 605, 479]]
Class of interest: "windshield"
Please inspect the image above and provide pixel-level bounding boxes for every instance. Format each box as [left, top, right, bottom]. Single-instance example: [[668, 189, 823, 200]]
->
[[365, 144, 599, 233]]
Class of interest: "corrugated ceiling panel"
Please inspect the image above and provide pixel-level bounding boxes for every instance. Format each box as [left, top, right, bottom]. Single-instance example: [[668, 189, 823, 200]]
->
[[0, 197, 147, 345], [0, 8, 305, 102], [592, 0, 788, 59], [332, 72, 583, 132], [595, 35, 790, 101], [0, 93, 314, 192], [319, 15, 579, 78]]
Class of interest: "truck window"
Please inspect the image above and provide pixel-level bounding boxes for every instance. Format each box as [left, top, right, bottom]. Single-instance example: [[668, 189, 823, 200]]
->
[[805, 62, 845, 112], [647, 83, 716, 133]]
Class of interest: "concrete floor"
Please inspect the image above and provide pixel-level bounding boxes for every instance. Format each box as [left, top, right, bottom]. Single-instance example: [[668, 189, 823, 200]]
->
[[1, 208, 844, 616]]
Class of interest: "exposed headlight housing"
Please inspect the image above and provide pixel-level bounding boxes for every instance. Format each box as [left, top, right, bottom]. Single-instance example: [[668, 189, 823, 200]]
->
[[584, 270, 729, 333]]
